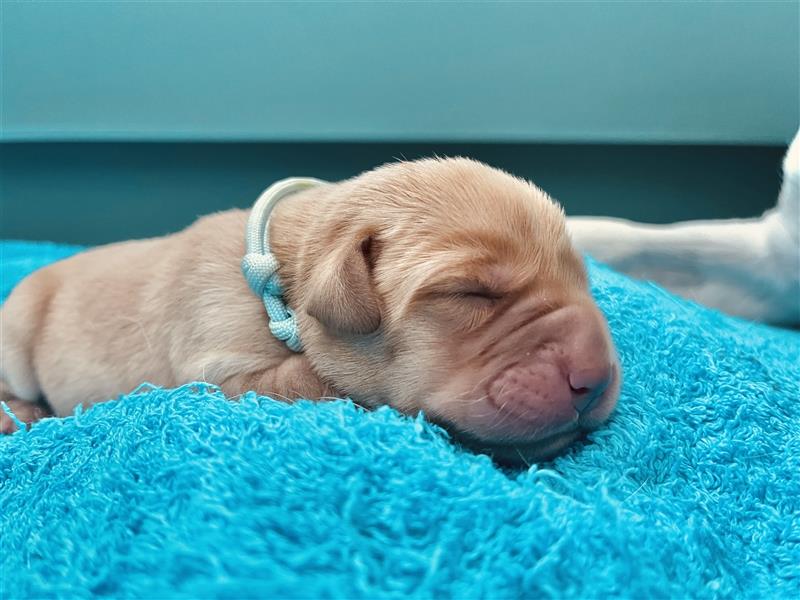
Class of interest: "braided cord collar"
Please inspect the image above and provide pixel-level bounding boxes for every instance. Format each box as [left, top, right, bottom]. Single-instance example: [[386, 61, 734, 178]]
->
[[242, 177, 326, 352]]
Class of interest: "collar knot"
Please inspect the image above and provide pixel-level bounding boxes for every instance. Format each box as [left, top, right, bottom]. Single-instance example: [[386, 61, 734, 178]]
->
[[242, 177, 326, 353]]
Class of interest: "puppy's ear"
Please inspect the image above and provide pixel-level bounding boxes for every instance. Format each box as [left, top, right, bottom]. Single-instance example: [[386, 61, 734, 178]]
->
[[305, 233, 381, 335]]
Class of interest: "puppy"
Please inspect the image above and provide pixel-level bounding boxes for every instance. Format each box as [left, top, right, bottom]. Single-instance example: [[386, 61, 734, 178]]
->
[[0, 158, 620, 463], [568, 130, 800, 325]]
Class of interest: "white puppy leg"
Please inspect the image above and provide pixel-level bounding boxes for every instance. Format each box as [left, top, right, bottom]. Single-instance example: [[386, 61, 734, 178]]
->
[[567, 132, 800, 325]]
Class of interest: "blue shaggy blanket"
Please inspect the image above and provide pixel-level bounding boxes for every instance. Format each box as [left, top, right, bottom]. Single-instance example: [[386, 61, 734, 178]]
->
[[1, 240, 798, 599]]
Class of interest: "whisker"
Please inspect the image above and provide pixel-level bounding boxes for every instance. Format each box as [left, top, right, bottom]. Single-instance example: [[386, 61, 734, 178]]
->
[[515, 447, 531, 468], [489, 402, 517, 432], [463, 394, 489, 407]]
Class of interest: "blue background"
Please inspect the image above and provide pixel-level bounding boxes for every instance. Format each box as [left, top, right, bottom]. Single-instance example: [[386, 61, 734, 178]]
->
[[1, 2, 798, 243]]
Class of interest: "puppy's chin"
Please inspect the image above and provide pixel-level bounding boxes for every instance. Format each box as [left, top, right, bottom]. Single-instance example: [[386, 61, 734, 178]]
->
[[430, 419, 585, 466], [419, 359, 621, 465], [480, 429, 585, 466]]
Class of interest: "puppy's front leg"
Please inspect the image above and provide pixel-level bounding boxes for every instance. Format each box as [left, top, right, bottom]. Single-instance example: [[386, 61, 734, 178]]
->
[[218, 355, 335, 402]]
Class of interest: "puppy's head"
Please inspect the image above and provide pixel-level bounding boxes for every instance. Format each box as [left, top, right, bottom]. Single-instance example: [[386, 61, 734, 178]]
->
[[288, 158, 620, 463]]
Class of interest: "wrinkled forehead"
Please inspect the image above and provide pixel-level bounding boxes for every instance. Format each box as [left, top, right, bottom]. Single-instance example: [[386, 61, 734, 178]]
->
[[379, 224, 582, 295], [372, 197, 584, 309], [361, 157, 556, 221], [348, 157, 585, 300], [359, 158, 569, 240]]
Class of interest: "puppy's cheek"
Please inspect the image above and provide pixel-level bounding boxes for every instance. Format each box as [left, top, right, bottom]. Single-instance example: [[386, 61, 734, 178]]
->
[[416, 389, 471, 434], [385, 370, 439, 417]]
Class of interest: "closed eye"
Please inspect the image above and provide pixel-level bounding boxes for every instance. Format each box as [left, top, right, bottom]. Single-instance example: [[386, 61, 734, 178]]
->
[[421, 278, 507, 305], [454, 288, 504, 302]]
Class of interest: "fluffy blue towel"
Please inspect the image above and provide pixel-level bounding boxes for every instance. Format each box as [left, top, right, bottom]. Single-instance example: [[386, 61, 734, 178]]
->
[[1, 241, 798, 599]]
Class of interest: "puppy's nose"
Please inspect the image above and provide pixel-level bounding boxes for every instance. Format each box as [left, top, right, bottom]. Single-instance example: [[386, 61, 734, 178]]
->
[[482, 303, 619, 436], [569, 366, 613, 414]]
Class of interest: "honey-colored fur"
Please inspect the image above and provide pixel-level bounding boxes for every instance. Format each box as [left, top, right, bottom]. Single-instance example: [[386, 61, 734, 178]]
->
[[1, 158, 619, 462]]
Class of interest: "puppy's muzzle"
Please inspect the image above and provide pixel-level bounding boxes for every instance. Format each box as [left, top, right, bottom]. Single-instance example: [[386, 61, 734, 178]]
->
[[487, 304, 618, 433]]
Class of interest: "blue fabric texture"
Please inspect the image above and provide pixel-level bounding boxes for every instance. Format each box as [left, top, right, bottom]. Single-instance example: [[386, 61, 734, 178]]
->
[[1, 240, 799, 599]]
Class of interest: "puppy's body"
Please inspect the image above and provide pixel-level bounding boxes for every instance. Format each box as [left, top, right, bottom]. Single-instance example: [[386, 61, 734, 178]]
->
[[1, 210, 328, 416], [1, 159, 620, 462]]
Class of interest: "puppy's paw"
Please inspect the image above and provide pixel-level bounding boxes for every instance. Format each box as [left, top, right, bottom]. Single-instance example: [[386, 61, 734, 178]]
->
[[0, 398, 51, 434], [220, 355, 336, 402]]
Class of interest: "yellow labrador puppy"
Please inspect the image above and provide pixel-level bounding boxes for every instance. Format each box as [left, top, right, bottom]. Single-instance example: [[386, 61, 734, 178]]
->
[[0, 158, 619, 462]]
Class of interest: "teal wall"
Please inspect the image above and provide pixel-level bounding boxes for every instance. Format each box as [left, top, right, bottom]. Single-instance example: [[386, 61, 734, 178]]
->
[[1, 142, 785, 245], [3, 2, 797, 144], [0, 3, 796, 244]]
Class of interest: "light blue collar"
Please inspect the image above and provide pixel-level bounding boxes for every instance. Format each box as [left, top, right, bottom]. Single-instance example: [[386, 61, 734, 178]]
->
[[241, 177, 326, 352]]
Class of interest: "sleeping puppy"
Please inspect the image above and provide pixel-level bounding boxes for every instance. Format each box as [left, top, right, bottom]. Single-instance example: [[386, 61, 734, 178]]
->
[[0, 158, 620, 463]]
